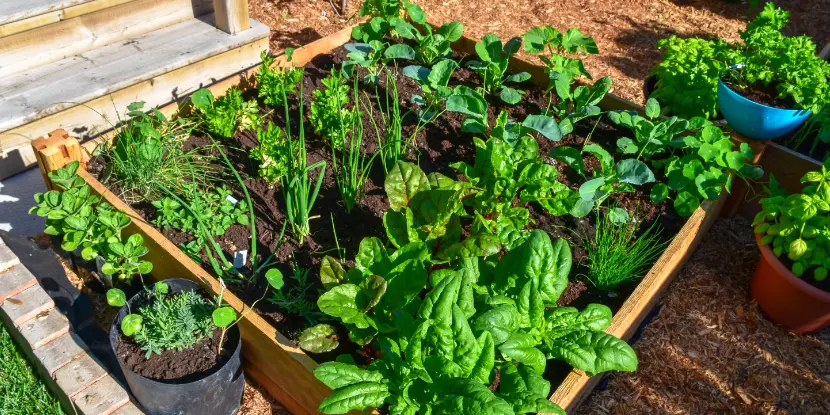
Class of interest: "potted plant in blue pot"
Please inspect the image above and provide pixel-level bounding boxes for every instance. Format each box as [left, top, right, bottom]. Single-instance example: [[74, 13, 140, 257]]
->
[[718, 3, 830, 140]]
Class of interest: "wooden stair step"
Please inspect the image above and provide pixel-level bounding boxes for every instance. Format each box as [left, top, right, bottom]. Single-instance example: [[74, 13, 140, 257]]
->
[[0, 0, 94, 26]]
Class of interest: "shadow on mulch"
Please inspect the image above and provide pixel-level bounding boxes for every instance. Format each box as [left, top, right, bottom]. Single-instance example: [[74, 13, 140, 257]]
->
[[578, 216, 830, 414]]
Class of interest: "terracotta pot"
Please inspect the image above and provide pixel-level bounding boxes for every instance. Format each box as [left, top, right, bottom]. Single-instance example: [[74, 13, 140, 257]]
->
[[751, 234, 830, 333]]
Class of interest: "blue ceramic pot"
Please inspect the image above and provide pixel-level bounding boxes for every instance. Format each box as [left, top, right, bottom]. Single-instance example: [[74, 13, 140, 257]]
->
[[718, 78, 811, 140]]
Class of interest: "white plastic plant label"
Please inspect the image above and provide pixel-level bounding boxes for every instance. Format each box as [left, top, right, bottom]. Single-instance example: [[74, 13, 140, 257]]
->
[[225, 195, 239, 205], [233, 250, 248, 269]]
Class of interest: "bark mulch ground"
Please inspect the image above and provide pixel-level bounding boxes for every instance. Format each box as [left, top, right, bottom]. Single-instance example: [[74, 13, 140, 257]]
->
[[578, 216, 830, 415], [249, 0, 830, 106]]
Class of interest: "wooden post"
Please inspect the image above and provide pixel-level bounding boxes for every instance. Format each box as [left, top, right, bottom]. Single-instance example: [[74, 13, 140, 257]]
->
[[30, 130, 83, 191], [213, 0, 250, 34]]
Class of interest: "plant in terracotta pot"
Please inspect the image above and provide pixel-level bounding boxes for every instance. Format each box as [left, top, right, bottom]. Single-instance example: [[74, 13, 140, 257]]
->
[[752, 160, 830, 333]]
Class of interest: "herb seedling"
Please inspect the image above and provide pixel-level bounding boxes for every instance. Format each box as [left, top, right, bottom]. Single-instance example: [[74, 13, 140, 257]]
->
[[256, 49, 304, 109], [190, 87, 261, 139], [309, 69, 357, 150]]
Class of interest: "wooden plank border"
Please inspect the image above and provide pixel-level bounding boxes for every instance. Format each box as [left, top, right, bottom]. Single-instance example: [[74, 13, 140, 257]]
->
[[35, 26, 727, 415]]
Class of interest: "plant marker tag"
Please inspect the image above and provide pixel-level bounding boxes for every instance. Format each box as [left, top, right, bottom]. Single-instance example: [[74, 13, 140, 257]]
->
[[233, 250, 248, 269], [225, 195, 239, 205]]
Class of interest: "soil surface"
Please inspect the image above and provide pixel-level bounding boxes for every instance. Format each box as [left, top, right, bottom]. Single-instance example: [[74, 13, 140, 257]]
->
[[724, 80, 797, 110]]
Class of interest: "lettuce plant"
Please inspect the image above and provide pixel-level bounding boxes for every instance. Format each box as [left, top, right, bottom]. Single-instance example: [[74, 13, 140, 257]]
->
[[754, 163, 830, 281], [466, 35, 530, 105]]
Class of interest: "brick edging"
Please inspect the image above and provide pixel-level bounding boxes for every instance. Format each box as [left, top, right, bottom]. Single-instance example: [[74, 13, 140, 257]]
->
[[0, 236, 144, 415]]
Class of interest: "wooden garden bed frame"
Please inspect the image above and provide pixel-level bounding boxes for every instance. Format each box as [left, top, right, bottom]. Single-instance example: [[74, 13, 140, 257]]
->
[[32, 26, 734, 414]]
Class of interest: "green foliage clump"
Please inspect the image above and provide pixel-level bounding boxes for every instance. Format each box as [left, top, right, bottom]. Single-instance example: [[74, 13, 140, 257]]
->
[[153, 186, 249, 257], [191, 87, 261, 138], [102, 102, 214, 203], [269, 263, 327, 326], [649, 36, 731, 119], [251, 122, 294, 186], [256, 50, 304, 109], [392, 1, 463, 65], [30, 161, 153, 283], [309, 70, 356, 149], [754, 162, 830, 281], [582, 211, 668, 290], [467, 34, 529, 104], [132, 285, 215, 358]]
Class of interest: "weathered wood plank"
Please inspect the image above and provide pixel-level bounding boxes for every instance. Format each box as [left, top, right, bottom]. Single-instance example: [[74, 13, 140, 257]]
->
[[0, 0, 91, 25], [213, 0, 250, 34]]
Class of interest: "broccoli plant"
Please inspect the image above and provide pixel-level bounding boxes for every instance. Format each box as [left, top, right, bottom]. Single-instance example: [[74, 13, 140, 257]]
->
[[342, 41, 416, 84], [403, 58, 459, 119], [392, 2, 463, 65], [466, 34, 530, 105]]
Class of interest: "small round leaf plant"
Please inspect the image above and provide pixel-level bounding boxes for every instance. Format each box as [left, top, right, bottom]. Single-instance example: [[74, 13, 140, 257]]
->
[[754, 159, 830, 282]]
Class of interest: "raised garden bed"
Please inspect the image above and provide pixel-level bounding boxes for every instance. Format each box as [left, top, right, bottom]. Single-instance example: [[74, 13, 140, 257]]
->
[[33, 23, 737, 414]]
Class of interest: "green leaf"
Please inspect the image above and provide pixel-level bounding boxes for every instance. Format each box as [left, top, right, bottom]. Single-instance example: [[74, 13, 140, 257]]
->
[[725, 151, 746, 170], [402, 65, 430, 83], [428, 59, 459, 87], [500, 333, 546, 374], [106, 289, 127, 307], [404, 0, 426, 24], [645, 98, 661, 118], [212, 307, 236, 328], [439, 21, 464, 42], [499, 87, 523, 105], [562, 27, 598, 54], [583, 144, 613, 173], [579, 177, 608, 202], [507, 72, 531, 83], [546, 331, 637, 375], [265, 268, 284, 290], [137, 261, 153, 274], [616, 159, 655, 185], [437, 234, 500, 261], [549, 146, 584, 176], [470, 332, 495, 384], [385, 161, 430, 210], [101, 263, 116, 275], [318, 284, 372, 328], [650, 183, 669, 203], [299, 324, 339, 353], [190, 88, 214, 111], [121, 314, 143, 336], [320, 256, 348, 289], [494, 231, 570, 305], [674, 190, 701, 216], [522, 114, 561, 141], [384, 44, 416, 60], [314, 361, 384, 389], [358, 275, 387, 311], [318, 382, 389, 414], [473, 304, 521, 345]]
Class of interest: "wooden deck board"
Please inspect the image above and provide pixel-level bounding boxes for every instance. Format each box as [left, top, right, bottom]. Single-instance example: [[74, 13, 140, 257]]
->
[[0, 0, 92, 25]]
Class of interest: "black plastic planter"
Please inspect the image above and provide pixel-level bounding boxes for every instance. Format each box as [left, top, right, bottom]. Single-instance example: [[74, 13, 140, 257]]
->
[[110, 279, 244, 415]]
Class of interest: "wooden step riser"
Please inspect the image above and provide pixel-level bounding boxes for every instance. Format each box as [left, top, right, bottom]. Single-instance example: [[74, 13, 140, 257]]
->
[[0, 36, 267, 180], [0, 0, 197, 78]]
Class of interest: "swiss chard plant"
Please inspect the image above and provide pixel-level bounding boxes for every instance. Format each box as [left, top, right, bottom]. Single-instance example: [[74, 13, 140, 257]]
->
[[190, 87, 261, 139], [466, 35, 530, 105], [754, 163, 830, 281], [523, 25, 610, 133]]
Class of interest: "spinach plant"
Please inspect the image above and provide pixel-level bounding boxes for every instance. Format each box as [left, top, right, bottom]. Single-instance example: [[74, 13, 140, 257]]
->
[[466, 35, 530, 105], [754, 164, 830, 281], [523, 25, 610, 133], [191, 87, 261, 139]]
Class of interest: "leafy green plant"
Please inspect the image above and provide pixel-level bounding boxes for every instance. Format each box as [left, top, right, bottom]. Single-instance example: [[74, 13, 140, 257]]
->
[[343, 41, 415, 84], [30, 161, 153, 284], [523, 25, 610, 133], [349, 0, 405, 43], [250, 122, 292, 186], [723, 3, 830, 114], [309, 70, 357, 149], [100, 102, 214, 203], [190, 87, 261, 138], [754, 164, 830, 281], [466, 35, 529, 104], [581, 211, 668, 290], [269, 261, 327, 326], [256, 50, 304, 109], [403, 58, 459, 113], [152, 186, 249, 256], [649, 36, 732, 119], [607, 99, 763, 216], [392, 2, 463, 65]]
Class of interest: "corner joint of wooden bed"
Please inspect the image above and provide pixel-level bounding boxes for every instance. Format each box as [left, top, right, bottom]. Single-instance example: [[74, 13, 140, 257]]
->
[[31, 130, 84, 190]]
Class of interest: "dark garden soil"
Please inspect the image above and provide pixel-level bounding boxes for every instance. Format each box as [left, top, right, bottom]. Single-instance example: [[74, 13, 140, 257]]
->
[[89, 46, 691, 369], [724, 80, 797, 110], [115, 326, 231, 381]]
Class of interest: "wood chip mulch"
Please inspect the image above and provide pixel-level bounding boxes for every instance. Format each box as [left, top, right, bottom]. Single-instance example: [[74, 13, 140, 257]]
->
[[250, 0, 830, 106], [578, 216, 830, 415]]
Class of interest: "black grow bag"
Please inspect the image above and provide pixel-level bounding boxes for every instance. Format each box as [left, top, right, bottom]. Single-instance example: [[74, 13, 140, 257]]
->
[[110, 279, 244, 415]]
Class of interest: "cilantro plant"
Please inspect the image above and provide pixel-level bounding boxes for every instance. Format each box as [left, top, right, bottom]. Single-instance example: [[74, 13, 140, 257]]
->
[[191, 87, 261, 139], [523, 25, 611, 133], [754, 164, 830, 281], [309, 69, 357, 150], [608, 99, 763, 216], [256, 49, 304, 109], [466, 35, 530, 105], [649, 36, 732, 119], [30, 161, 153, 283], [152, 186, 249, 257]]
